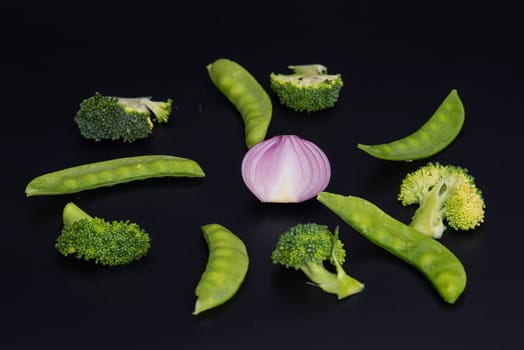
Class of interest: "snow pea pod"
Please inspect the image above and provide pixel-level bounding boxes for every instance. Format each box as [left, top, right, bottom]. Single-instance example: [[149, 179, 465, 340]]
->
[[25, 155, 205, 196], [317, 192, 466, 304], [193, 223, 249, 315], [207, 58, 272, 148], [357, 89, 464, 161]]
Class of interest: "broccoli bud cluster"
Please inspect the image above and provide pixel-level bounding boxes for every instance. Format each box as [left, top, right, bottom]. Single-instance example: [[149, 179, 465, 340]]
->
[[74, 92, 173, 143], [56, 202, 151, 266], [398, 162, 485, 239]]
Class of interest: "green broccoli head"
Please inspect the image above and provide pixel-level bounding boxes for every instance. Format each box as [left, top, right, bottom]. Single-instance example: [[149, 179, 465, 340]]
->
[[271, 223, 364, 299], [55, 202, 151, 266], [271, 223, 345, 268], [270, 64, 343, 113], [74, 92, 173, 143], [398, 162, 485, 239]]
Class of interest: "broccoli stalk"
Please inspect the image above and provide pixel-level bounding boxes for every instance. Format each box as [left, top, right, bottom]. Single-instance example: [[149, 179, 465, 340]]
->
[[74, 92, 173, 142], [398, 162, 485, 239], [122, 97, 172, 123], [271, 223, 364, 299], [270, 64, 343, 113], [408, 179, 450, 237], [300, 250, 360, 299], [56, 202, 151, 266], [62, 201, 92, 226]]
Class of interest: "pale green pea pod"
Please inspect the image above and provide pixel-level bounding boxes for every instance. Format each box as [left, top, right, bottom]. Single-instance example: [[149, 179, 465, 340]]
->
[[25, 155, 205, 196], [317, 192, 467, 304], [357, 89, 465, 161], [207, 58, 272, 148], [193, 223, 249, 315]]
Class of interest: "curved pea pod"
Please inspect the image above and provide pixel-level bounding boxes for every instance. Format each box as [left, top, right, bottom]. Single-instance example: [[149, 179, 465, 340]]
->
[[25, 155, 205, 196], [317, 192, 467, 304], [357, 89, 465, 161], [207, 58, 272, 148], [193, 223, 249, 315]]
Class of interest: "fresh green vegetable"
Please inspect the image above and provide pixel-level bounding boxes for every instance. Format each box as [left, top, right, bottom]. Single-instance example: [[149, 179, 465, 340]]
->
[[357, 89, 464, 161], [74, 92, 173, 142], [270, 64, 343, 112], [207, 58, 272, 148], [317, 192, 466, 304], [398, 162, 485, 239], [25, 155, 205, 196], [194, 224, 249, 315], [56, 202, 151, 266], [271, 223, 364, 299]]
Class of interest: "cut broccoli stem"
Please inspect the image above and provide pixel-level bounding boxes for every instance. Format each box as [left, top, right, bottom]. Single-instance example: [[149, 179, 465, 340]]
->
[[288, 64, 328, 76], [301, 260, 364, 299], [116, 97, 154, 128], [141, 98, 173, 123], [116, 97, 151, 111], [301, 227, 364, 299], [62, 202, 92, 226], [409, 180, 450, 239], [113, 96, 173, 123]]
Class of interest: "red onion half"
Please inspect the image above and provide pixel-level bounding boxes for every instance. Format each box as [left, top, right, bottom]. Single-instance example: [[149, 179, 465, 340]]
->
[[241, 135, 331, 203]]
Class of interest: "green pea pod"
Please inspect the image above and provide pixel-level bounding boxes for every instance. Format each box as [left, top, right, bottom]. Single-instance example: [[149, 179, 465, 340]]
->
[[357, 89, 465, 161], [317, 192, 466, 304], [207, 58, 272, 148], [25, 155, 205, 196], [193, 223, 249, 315]]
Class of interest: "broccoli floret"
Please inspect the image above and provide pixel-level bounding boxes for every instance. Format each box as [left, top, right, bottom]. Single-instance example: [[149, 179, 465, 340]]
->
[[74, 92, 173, 142], [398, 162, 485, 239], [55, 202, 151, 266], [271, 223, 364, 299], [270, 64, 343, 113]]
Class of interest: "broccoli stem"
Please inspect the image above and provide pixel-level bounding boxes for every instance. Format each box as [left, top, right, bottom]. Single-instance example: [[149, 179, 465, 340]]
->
[[301, 261, 364, 299], [117, 97, 151, 111], [288, 64, 327, 76], [62, 202, 92, 226], [409, 180, 450, 239]]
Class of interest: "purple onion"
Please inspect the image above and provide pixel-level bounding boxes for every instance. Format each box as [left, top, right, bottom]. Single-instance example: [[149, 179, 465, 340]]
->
[[241, 135, 331, 203]]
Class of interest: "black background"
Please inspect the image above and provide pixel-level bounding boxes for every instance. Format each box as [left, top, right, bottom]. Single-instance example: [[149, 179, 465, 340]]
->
[[2, 1, 522, 348]]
